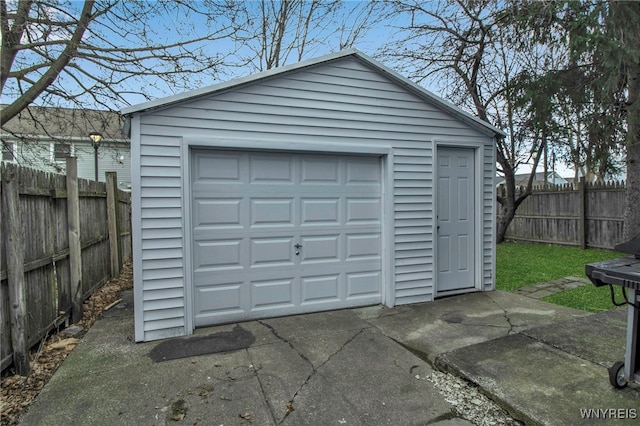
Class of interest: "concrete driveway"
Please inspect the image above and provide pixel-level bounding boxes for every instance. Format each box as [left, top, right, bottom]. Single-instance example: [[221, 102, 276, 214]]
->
[[18, 289, 640, 425]]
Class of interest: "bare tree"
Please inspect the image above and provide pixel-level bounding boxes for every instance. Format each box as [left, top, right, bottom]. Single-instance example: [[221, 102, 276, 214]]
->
[[229, 0, 387, 72], [1, 0, 242, 124], [383, 0, 545, 243], [2, 0, 386, 123]]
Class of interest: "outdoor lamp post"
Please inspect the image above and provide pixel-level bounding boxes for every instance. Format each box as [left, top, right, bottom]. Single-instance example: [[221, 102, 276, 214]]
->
[[89, 132, 103, 181]]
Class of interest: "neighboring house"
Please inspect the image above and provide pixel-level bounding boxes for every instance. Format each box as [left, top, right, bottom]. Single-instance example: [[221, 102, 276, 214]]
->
[[1, 105, 131, 190], [123, 49, 506, 342], [495, 171, 568, 188]]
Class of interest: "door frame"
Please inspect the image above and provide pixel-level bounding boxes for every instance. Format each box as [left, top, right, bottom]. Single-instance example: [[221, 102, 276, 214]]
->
[[181, 136, 394, 334], [434, 141, 484, 297]]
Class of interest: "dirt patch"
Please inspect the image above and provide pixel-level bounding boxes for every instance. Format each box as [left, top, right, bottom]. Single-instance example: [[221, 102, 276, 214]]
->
[[0, 260, 133, 426]]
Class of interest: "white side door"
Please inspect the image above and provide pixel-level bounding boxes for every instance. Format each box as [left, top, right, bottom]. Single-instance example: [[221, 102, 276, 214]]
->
[[436, 146, 476, 294]]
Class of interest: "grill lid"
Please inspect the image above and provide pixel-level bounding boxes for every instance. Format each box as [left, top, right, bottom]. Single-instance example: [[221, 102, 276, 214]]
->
[[614, 233, 640, 259]]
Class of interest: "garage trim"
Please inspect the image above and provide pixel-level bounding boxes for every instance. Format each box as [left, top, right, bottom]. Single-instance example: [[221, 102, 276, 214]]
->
[[181, 136, 395, 333]]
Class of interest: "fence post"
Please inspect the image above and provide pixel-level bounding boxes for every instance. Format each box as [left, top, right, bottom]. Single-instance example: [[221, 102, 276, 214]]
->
[[1, 163, 30, 375], [66, 157, 83, 323], [106, 172, 120, 278], [579, 176, 587, 249]]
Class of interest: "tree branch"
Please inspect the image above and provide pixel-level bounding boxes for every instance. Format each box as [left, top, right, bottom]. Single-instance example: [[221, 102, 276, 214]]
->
[[2, 0, 94, 124]]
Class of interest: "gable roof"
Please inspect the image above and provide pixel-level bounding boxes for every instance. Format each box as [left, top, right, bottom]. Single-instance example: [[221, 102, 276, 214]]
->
[[122, 49, 505, 139]]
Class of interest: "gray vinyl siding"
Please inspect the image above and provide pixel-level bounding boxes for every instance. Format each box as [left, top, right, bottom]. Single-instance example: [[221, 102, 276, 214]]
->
[[483, 144, 497, 291], [133, 56, 495, 341], [136, 135, 185, 340]]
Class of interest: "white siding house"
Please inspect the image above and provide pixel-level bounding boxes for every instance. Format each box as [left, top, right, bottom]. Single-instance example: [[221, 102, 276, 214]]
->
[[1, 106, 131, 190], [123, 49, 504, 342]]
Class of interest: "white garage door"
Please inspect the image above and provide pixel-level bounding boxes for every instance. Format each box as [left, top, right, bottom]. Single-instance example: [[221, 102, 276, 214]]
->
[[191, 149, 382, 326]]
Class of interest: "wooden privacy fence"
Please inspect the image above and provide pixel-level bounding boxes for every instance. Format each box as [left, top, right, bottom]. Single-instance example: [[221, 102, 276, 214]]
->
[[501, 177, 626, 249], [1, 159, 132, 375]]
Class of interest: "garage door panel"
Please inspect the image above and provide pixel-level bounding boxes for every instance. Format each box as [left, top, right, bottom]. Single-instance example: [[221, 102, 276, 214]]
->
[[194, 199, 242, 228], [194, 239, 243, 270], [301, 157, 340, 184], [250, 156, 295, 183], [195, 283, 244, 317], [346, 198, 381, 223], [346, 233, 381, 259], [347, 157, 381, 183], [191, 149, 382, 326], [251, 278, 296, 310], [301, 274, 340, 304], [299, 235, 340, 263], [250, 237, 295, 266], [195, 153, 242, 181], [250, 198, 295, 227], [347, 271, 382, 298], [301, 198, 340, 225]]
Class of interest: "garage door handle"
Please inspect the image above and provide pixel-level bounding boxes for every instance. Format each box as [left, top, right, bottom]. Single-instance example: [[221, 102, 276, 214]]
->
[[294, 243, 303, 249]]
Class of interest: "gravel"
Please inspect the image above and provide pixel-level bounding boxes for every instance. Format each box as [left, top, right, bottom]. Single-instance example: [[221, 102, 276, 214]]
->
[[421, 370, 524, 425]]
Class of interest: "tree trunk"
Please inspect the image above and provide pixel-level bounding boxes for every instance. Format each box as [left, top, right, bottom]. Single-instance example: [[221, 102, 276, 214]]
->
[[496, 200, 517, 243], [496, 164, 518, 244], [623, 62, 640, 240]]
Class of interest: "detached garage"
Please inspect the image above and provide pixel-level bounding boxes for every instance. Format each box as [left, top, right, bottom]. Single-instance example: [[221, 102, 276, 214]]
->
[[123, 49, 504, 342]]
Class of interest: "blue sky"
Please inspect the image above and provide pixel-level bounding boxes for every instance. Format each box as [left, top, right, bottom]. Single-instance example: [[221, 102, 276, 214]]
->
[[112, 1, 411, 106], [3, 0, 582, 177]]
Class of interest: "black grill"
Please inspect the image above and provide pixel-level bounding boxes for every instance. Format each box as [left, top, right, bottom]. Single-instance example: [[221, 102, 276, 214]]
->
[[586, 233, 640, 389]]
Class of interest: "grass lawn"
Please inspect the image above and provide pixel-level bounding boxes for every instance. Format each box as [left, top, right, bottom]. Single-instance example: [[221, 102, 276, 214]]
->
[[496, 242, 625, 312], [542, 285, 620, 313]]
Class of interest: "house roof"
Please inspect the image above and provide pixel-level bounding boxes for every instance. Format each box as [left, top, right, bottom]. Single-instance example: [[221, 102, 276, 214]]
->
[[1, 105, 125, 142], [122, 49, 506, 139]]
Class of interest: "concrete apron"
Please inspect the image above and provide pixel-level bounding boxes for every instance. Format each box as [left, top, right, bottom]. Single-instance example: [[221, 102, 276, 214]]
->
[[19, 290, 469, 426]]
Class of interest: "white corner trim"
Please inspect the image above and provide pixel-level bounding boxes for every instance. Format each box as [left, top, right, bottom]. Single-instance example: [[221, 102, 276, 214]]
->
[[180, 138, 195, 335], [130, 115, 145, 342]]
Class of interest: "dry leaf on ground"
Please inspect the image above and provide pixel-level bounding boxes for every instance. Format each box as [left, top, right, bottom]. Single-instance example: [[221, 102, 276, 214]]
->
[[0, 260, 133, 426]]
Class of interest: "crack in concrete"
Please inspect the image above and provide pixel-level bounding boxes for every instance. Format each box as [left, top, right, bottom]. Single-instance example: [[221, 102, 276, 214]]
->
[[246, 348, 279, 425], [258, 321, 314, 367], [282, 328, 367, 423], [487, 295, 516, 335], [258, 324, 367, 425]]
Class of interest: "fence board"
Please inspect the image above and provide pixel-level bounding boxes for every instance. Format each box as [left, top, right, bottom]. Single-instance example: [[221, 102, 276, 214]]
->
[[2, 164, 29, 374], [0, 163, 131, 373], [502, 180, 626, 249]]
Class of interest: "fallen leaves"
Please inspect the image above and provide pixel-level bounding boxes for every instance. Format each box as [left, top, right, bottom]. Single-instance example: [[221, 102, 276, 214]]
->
[[47, 338, 81, 351], [0, 259, 133, 426], [169, 399, 188, 421]]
